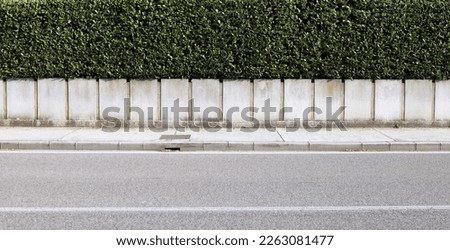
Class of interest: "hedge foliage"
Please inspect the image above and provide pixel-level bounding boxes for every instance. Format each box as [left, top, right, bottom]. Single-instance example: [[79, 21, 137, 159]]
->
[[0, 0, 449, 79]]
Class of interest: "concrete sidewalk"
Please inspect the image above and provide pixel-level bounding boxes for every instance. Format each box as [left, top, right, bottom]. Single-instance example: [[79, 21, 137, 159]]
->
[[0, 127, 449, 152]]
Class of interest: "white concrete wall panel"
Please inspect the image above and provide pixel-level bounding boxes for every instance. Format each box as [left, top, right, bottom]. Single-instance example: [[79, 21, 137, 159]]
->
[[192, 79, 221, 121], [375, 80, 403, 121], [253, 79, 282, 122], [405, 80, 433, 121], [314, 79, 344, 121], [436, 80, 450, 121], [7, 79, 35, 120], [99, 79, 128, 121], [0, 80, 4, 119], [160, 79, 189, 122], [38, 78, 66, 120], [130, 79, 159, 122], [344, 79, 374, 121], [223, 80, 251, 123], [284, 79, 313, 121], [68, 79, 97, 121]]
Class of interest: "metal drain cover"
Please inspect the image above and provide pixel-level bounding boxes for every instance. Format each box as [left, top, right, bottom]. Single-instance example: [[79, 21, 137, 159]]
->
[[159, 134, 191, 140]]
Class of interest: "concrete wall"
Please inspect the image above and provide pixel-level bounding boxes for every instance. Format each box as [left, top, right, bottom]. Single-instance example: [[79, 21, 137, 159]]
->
[[68, 79, 97, 121], [1, 78, 449, 127], [284, 79, 313, 121], [130, 79, 159, 122], [314, 79, 344, 121], [223, 80, 251, 123], [375, 80, 404, 121], [38, 79, 66, 121], [6, 79, 35, 120], [0, 80, 4, 119], [192, 79, 221, 121], [161, 79, 189, 122], [405, 80, 434, 121], [99, 79, 128, 121], [253, 79, 282, 122], [435, 80, 450, 121], [345, 79, 374, 121]]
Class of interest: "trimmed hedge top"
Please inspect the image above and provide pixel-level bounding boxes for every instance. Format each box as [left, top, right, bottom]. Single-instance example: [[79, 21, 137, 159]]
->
[[0, 0, 449, 79]]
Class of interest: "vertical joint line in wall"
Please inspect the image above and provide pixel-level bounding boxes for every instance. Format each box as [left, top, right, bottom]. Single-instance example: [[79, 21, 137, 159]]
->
[[250, 79, 254, 121], [432, 80, 436, 122], [157, 79, 161, 121], [402, 79, 406, 121], [280, 79, 285, 122], [342, 79, 346, 121], [96, 79, 100, 121], [188, 79, 193, 122], [35, 79, 39, 121], [311, 79, 315, 121], [3, 79, 7, 120], [126, 79, 131, 121], [65, 79, 69, 121], [220, 79, 224, 122], [371, 79, 376, 121]]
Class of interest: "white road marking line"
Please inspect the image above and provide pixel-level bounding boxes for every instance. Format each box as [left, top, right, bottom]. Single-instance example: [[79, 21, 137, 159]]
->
[[0, 206, 449, 213]]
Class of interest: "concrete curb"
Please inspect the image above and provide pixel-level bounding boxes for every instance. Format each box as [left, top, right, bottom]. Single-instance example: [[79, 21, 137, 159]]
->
[[0, 141, 447, 152]]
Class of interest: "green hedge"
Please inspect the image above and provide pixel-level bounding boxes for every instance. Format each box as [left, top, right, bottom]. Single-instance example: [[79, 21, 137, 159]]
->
[[0, 0, 449, 79]]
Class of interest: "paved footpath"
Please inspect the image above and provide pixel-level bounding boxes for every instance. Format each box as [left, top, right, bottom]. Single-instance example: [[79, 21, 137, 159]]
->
[[0, 127, 450, 151]]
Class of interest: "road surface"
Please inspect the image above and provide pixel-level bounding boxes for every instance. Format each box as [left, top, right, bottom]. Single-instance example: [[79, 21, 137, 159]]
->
[[0, 151, 449, 229]]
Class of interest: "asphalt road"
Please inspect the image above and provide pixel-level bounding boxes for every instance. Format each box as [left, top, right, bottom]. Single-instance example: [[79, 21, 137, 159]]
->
[[0, 151, 449, 229]]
